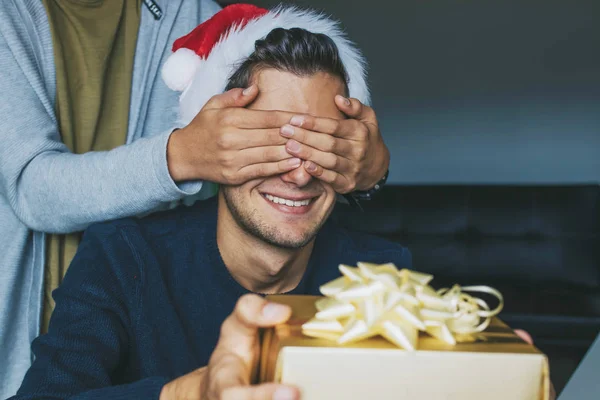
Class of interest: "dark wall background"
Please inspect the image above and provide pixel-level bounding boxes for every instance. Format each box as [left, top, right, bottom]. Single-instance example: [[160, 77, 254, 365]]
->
[[222, 0, 600, 184]]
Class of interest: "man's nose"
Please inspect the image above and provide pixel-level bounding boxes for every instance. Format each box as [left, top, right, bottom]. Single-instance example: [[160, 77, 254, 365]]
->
[[280, 162, 313, 187]]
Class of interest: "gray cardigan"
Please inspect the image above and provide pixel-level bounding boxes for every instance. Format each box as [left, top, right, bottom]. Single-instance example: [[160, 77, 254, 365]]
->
[[0, 0, 220, 397]]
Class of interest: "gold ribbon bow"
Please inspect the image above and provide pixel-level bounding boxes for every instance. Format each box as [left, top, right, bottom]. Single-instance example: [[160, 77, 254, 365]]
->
[[301, 262, 504, 350]]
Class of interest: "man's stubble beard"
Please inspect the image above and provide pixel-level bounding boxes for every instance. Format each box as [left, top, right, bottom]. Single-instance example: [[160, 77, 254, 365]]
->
[[221, 187, 328, 250]]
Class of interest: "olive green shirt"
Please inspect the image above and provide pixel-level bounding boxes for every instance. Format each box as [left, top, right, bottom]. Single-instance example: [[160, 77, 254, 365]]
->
[[42, 0, 142, 331]]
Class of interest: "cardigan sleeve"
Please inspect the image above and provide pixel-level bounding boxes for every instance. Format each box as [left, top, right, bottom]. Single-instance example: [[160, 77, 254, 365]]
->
[[0, 12, 202, 234], [9, 222, 169, 400]]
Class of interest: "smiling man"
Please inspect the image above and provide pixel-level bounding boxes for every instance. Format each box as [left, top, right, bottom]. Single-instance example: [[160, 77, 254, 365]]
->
[[221, 69, 344, 249], [11, 6, 410, 400]]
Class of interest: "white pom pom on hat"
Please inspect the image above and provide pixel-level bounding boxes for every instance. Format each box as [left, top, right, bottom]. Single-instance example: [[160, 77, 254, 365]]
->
[[161, 4, 269, 94], [161, 48, 203, 92]]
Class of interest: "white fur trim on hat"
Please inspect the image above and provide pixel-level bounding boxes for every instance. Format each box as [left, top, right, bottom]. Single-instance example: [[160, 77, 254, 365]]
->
[[167, 6, 370, 125]]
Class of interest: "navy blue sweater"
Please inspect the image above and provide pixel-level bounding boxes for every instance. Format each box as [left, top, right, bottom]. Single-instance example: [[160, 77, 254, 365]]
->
[[11, 198, 411, 400]]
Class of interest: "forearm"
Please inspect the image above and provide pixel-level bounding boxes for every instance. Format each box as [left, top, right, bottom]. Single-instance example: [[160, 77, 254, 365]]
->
[[0, 30, 202, 233], [8, 130, 202, 233]]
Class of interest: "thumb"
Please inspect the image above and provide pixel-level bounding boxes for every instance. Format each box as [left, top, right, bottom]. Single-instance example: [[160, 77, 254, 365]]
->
[[204, 84, 259, 110], [335, 95, 377, 123], [217, 295, 291, 360], [335, 95, 363, 118]]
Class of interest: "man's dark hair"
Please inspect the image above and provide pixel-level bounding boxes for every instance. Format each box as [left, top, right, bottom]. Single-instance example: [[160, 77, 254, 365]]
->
[[225, 27, 349, 94]]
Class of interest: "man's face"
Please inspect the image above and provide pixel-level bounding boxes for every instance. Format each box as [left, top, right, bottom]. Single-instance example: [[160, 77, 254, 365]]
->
[[221, 69, 346, 249]]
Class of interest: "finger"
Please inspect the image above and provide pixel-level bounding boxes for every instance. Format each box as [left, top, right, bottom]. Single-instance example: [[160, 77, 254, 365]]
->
[[237, 158, 302, 182], [238, 146, 291, 166], [305, 164, 354, 194], [335, 95, 377, 122], [204, 85, 259, 110], [213, 296, 291, 377], [280, 124, 353, 155], [290, 115, 369, 142], [330, 119, 370, 142], [227, 108, 298, 129], [285, 140, 352, 172], [208, 351, 249, 389], [334, 95, 363, 118], [288, 114, 339, 135], [222, 384, 299, 400], [304, 160, 323, 177], [514, 329, 534, 345], [218, 295, 292, 348], [240, 128, 288, 147]]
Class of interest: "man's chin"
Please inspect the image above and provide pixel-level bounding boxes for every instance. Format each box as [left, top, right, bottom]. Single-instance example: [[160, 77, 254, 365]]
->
[[221, 188, 324, 250], [257, 230, 316, 250]]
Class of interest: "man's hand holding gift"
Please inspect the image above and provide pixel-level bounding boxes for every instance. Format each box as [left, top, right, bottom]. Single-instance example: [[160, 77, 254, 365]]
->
[[160, 295, 298, 400]]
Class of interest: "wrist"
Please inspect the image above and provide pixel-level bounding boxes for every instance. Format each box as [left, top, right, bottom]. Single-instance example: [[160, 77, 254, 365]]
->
[[372, 145, 390, 187], [166, 128, 194, 182], [357, 146, 389, 191], [160, 366, 208, 400], [344, 168, 388, 208]]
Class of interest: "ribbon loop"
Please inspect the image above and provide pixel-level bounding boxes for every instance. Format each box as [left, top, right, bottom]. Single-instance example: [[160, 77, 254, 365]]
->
[[301, 263, 504, 350]]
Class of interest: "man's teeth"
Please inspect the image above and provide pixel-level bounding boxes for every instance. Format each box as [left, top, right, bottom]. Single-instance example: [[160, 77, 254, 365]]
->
[[265, 194, 311, 207]]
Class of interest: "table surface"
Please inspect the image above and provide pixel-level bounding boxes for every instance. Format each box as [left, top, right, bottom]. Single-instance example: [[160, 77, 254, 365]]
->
[[558, 330, 600, 399]]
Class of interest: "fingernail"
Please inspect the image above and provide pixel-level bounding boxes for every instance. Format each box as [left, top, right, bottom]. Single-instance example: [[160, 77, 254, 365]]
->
[[290, 116, 304, 127], [286, 140, 300, 153], [262, 303, 289, 320], [288, 158, 301, 167], [305, 161, 317, 172], [281, 125, 294, 137], [339, 95, 350, 106], [242, 85, 254, 95], [273, 387, 298, 400]]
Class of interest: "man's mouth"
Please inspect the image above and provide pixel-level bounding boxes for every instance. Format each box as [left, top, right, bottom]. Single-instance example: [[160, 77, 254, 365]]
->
[[263, 193, 313, 207]]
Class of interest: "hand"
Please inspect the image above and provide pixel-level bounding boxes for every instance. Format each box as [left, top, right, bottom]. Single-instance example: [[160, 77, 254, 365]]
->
[[160, 295, 300, 400], [514, 330, 557, 400], [167, 85, 301, 185], [280, 95, 389, 193], [159, 366, 207, 400]]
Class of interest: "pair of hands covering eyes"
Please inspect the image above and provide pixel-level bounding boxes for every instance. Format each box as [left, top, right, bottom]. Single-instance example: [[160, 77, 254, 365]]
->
[[167, 84, 389, 194]]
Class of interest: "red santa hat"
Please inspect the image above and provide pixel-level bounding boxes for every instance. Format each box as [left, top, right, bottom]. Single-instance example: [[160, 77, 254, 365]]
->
[[161, 4, 370, 124]]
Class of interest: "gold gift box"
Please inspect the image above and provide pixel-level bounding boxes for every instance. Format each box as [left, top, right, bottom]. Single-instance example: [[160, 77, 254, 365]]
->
[[260, 295, 550, 400]]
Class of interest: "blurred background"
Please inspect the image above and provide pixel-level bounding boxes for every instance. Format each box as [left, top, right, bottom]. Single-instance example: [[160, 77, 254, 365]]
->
[[218, 0, 600, 185], [218, 0, 600, 395]]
